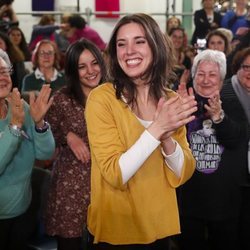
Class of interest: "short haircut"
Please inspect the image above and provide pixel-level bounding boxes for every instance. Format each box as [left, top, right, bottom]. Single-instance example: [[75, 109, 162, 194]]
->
[[192, 49, 227, 80], [32, 39, 61, 70], [0, 48, 11, 66]]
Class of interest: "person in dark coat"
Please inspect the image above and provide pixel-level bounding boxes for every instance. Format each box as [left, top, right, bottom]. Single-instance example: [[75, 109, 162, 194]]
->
[[191, 0, 222, 45], [177, 49, 247, 250]]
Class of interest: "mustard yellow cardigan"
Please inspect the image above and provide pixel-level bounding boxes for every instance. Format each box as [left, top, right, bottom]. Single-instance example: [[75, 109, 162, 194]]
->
[[85, 83, 195, 244]]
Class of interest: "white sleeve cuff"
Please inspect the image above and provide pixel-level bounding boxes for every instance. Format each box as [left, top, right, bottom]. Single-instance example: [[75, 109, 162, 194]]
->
[[119, 130, 161, 184], [161, 139, 184, 178]]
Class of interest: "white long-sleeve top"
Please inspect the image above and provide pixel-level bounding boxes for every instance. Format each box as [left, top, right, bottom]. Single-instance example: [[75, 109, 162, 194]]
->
[[119, 118, 184, 184]]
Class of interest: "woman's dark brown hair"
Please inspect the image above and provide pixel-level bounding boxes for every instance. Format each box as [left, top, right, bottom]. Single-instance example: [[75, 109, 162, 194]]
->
[[0, 31, 24, 62], [231, 47, 250, 75], [8, 26, 31, 61], [206, 29, 231, 56], [38, 14, 55, 26], [107, 13, 175, 105], [64, 38, 107, 106]]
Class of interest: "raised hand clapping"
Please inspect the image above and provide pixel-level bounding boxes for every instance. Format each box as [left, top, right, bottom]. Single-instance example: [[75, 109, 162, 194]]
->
[[8, 88, 25, 128], [29, 84, 53, 127]]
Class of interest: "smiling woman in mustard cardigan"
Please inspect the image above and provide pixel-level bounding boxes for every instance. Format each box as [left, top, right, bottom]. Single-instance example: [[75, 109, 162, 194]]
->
[[85, 13, 197, 250]]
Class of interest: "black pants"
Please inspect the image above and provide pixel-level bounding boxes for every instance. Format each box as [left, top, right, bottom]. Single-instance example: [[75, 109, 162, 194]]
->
[[177, 216, 239, 250], [88, 232, 170, 250], [240, 186, 250, 250], [56, 236, 83, 250], [0, 208, 35, 250]]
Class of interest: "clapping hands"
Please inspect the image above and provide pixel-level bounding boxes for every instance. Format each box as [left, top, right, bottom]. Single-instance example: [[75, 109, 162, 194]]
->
[[8, 85, 53, 128], [178, 82, 223, 122], [148, 84, 197, 141], [204, 90, 223, 122], [9, 88, 25, 128], [29, 84, 53, 127]]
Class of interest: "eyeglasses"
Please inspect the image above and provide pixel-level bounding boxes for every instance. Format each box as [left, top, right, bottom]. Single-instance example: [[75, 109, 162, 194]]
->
[[38, 51, 55, 57], [241, 64, 250, 72], [0, 66, 13, 76]]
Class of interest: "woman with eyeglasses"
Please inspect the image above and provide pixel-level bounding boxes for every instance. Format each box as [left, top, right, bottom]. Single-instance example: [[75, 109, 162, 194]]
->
[[222, 47, 250, 249], [21, 39, 65, 99], [0, 48, 55, 250]]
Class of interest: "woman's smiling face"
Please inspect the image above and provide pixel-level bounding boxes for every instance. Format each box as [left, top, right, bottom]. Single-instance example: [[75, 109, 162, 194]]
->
[[193, 60, 222, 97], [116, 22, 153, 84], [78, 49, 101, 92]]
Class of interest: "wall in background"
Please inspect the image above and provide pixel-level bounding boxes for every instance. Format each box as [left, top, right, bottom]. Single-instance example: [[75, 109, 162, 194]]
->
[[13, 0, 194, 44]]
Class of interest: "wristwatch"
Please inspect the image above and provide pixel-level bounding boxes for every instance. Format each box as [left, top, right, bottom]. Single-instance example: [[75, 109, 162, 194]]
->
[[212, 110, 225, 124], [9, 124, 22, 137], [35, 121, 50, 133], [9, 124, 31, 140]]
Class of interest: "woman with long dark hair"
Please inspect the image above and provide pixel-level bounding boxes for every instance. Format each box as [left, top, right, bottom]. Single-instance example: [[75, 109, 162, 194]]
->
[[0, 31, 26, 90], [85, 13, 197, 249], [44, 38, 107, 250], [8, 26, 31, 61]]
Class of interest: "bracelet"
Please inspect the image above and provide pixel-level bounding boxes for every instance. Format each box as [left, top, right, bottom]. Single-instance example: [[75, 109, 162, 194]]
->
[[9, 124, 31, 140], [35, 121, 50, 133], [212, 110, 225, 124], [9, 124, 22, 137]]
